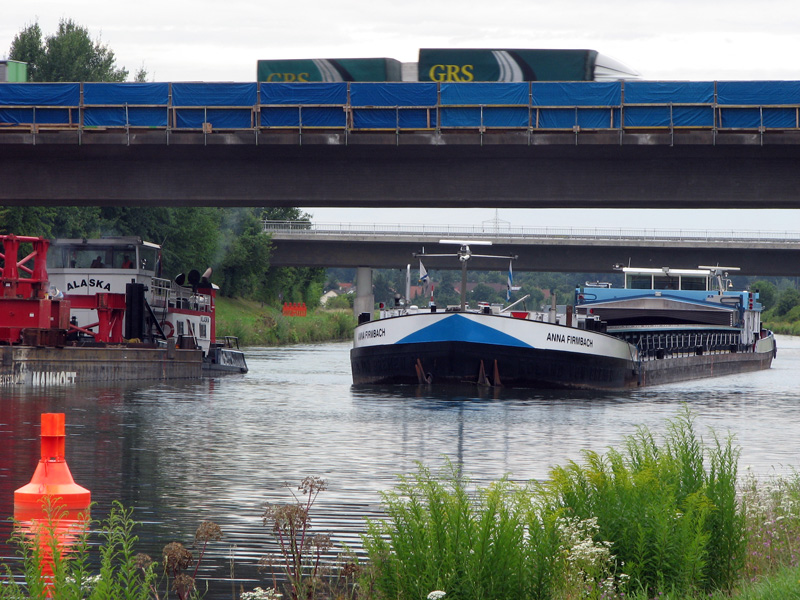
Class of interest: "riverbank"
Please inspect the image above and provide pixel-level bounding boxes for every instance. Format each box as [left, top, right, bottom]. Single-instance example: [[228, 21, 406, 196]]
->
[[214, 297, 355, 346], [763, 318, 800, 336], [215, 297, 797, 345]]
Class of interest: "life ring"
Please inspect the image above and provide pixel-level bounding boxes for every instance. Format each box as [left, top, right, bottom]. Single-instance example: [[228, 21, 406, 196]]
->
[[163, 320, 174, 338]]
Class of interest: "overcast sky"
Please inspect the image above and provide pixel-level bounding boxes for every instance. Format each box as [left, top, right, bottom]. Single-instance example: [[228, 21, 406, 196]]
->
[[3, 1, 800, 232]]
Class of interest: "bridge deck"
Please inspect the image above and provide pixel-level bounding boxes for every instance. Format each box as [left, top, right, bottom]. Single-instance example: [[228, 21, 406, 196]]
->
[[264, 222, 800, 275], [1, 80, 799, 145], [2, 81, 800, 207]]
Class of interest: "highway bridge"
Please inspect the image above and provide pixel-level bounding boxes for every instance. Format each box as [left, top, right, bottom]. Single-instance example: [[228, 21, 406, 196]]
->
[[264, 221, 800, 276], [1, 80, 800, 208]]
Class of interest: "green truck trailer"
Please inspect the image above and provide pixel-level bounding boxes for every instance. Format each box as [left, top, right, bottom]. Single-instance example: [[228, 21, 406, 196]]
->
[[257, 58, 402, 82], [0, 60, 28, 82]]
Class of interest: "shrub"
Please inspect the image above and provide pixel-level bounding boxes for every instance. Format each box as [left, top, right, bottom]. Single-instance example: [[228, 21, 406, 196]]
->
[[361, 460, 561, 600], [542, 407, 744, 596]]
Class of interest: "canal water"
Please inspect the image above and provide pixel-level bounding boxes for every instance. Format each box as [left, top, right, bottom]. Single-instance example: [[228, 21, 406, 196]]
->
[[1, 335, 798, 596]]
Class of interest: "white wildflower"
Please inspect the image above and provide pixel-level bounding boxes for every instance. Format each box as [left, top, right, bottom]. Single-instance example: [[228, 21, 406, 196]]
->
[[427, 591, 447, 600], [240, 587, 282, 600], [65, 574, 102, 593]]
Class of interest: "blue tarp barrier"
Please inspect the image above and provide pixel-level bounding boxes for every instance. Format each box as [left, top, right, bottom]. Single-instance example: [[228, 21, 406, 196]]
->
[[84, 107, 168, 128], [83, 83, 170, 127], [531, 82, 621, 106], [717, 81, 800, 105], [83, 82, 169, 105], [0, 83, 79, 106], [718, 107, 799, 128], [260, 83, 346, 127], [531, 82, 620, 128], [439, 83, 528, 127], [260, 82, 347, 104], [350, 83, 437, 106], [535, 107, 619, 129], [1, 80, 798, 131], [717, 81, 800, 128], [175, 108, 253, 129], [0, 83, 78, 124], [172, 83, 257, 129], [624, 105, 714, 128], [440, 107, 529, 128], [260, 106, 346, 128], [350, 83, 437, 129], [624, 81, 714, 104], [352, 108, 433, 129], [440, 82, 529, 105], [0, 107, 74, 125], [623, 81, 715, 127], [172, 83, 257, 106]]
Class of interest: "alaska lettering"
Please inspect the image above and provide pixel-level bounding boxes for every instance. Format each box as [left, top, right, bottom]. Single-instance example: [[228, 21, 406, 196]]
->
[[66, 278, 112, 291]]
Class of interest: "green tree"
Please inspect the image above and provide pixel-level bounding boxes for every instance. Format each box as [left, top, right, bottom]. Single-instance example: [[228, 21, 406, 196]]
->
[[775, 287, 800, 316], [470, 282, 504, 304], [7, 22, 44, 81], [9, 19, 128, 82], [217, 212, 273, 298], [0, 206, 102, 238], [133, 64, 149, 82], [751, 280, 777, 309]]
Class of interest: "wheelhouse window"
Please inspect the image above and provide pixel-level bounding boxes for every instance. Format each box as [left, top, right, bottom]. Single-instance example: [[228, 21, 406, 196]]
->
[[653, 275, 677, 290], [139, 247, 158, 272], [626, 274, 652, 289], [48, 244, 139, 269], [680, 276, 708, 291]]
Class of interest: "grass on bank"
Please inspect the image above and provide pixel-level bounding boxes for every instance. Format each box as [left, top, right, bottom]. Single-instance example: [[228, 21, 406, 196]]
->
[[762, 319, 800, 337], [5, 409, 800, 600], [214, 297, 355, 346]]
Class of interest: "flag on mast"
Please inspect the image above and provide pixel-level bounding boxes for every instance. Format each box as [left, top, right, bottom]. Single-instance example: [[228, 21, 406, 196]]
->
[[506, 260, 513, 301], [419, 260, 431, 297], [419, 260, 429, 286]]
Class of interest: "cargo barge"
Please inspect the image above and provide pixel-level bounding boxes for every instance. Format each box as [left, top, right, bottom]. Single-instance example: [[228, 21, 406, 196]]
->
[[0, 234, 246, 386], [351, 244, 775, 390]]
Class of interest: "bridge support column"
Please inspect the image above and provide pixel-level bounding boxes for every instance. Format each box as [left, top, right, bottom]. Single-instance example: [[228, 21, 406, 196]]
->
[[354, 267, 374, 321]]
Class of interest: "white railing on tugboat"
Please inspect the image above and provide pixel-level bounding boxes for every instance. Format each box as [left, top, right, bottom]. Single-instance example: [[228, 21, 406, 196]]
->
[[262, 220, 800, 244]]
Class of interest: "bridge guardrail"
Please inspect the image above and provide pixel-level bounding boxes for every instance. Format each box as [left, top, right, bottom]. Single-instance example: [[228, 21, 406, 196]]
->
[[2, 81, 799, 142], [262, 221, 800, 244]]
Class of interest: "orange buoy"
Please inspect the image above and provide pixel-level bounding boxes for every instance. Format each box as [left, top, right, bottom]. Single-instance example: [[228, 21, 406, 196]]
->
[[14, 413, 91, 520], [13, 414, 91, 595]]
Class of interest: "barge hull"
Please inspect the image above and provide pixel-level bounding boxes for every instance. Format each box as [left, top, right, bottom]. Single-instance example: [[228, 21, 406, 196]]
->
[[639, 347, 774, 387], [0, 345, 202, 386], [352, 340, 775, 391], [351, 341, 639, 390]]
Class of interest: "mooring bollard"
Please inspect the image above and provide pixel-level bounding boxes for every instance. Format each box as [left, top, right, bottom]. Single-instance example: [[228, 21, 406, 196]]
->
[[14, 413, 91, 592]]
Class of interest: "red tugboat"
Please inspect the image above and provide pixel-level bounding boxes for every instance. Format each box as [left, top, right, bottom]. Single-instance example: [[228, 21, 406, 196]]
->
[[0, 234, 246, 387]]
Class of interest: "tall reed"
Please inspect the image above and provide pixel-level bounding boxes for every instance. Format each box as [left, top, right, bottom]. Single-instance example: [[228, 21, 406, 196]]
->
[[543, 407, 744, 596], [0, 501, 157, 600], [361, 460, 561, 600]]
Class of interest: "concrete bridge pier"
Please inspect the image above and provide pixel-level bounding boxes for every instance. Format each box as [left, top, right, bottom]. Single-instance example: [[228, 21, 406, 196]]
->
[[354, 267, 374, 321]]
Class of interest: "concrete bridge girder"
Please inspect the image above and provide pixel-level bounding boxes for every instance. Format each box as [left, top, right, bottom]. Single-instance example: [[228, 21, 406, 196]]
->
[[266, 236, 800, 277], [2, 135, 800, 208]]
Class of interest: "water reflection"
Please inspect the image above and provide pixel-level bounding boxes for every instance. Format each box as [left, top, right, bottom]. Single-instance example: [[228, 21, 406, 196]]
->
[[0, 336, 798, 598]]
